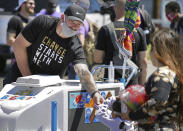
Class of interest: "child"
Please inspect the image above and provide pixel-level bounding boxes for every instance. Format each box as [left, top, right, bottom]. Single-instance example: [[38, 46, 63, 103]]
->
[[95, 96, 137, 131]]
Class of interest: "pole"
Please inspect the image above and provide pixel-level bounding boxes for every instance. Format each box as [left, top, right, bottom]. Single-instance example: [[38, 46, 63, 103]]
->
[[153, 0, 161, 18], [51, 101, 57, 131]]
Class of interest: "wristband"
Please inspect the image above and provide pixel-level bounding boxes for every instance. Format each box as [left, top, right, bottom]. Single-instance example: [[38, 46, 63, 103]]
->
[[91, 90, 99, 98]]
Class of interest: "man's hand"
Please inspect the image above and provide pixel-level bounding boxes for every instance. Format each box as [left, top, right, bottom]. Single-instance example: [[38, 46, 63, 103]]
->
[[92, 91, 104, 105], [74, 63, 103, 104]]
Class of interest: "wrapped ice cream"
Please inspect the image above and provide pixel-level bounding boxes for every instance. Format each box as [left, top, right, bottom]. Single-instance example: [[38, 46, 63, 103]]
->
[[119, 85, 148, 112]]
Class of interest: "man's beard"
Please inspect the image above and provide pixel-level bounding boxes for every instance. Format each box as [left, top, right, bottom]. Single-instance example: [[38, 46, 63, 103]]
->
[[25, 7, 34, 15]]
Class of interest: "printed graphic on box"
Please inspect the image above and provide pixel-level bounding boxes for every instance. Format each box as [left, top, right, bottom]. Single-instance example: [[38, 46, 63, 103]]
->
[[0, 94, 35, 101], [84, 108, 99, 123], [69, 90, 115, 109]]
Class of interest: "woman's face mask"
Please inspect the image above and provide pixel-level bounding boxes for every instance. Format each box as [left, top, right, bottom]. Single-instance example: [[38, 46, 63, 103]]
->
[[166, 12, 176, 21], [60, 16, 78, 37]]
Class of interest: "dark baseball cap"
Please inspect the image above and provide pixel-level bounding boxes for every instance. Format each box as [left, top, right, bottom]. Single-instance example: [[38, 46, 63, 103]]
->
[[64, 4, 86, 23]]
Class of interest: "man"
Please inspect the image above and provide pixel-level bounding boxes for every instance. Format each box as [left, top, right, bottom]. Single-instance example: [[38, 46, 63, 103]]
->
[[7, 0, 35, 46], [36, 0, 62, 18], [165, 1, 183, 35], [94, 0, 147, 85], [3, 4, 103, 104], [6, 0, 35, 64]]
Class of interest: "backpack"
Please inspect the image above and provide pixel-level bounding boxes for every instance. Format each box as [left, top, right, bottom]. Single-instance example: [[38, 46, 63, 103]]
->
[[83, 19, 99, 67], [106, 23, 140, 86], [139, 8, 155, 44]]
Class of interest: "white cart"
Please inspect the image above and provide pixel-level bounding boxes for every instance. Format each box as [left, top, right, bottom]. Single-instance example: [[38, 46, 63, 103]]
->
[[0, 75, 123, 131]]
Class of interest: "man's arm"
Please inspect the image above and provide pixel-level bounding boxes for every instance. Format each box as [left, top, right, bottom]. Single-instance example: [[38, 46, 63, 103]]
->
[[78, 34, 85, 46], [6, 32, 16, 46], [138, 51, 147, 85], [93, 49, 105, 64], [74, 63, 104, 104], [12, 33, 32, 76]]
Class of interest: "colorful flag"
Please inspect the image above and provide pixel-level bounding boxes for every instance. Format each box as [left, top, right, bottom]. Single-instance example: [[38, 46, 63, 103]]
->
[[119, 0, 141, 55]]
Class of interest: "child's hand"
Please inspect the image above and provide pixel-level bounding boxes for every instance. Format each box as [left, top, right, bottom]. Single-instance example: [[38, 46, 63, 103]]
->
[[121, 111, 130, 120], [93, 91, 104, 105], [121, 102, 131, 120], [111, 111, 118, 118]]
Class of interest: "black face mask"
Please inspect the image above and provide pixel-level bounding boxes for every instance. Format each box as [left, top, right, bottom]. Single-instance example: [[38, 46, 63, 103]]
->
[[46, 2, 57, 15]]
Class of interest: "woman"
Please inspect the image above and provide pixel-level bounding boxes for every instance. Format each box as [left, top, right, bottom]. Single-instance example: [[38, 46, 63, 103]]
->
[[121, 29, 183, 130]]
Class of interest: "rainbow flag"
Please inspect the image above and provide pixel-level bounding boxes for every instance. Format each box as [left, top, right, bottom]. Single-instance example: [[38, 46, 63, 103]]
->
[[119, 0, 141, 55]]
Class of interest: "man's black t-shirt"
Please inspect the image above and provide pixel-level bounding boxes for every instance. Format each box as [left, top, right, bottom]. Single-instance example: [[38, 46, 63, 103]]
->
[[95, 21, 147, 79], [170, 17, 183, 35], [4, 15, 86, 85], [7, 13, 29, 37], [21, 15, 86, 77]]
